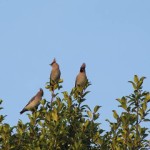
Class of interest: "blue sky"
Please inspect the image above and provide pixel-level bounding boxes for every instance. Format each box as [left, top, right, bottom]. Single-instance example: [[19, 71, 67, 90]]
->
[[0, 0, 150, 133]]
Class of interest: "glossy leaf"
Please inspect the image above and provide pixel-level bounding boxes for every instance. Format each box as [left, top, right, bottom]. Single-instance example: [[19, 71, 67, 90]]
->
[[87, 111, 92, 119], [94, 105, 101, 113]]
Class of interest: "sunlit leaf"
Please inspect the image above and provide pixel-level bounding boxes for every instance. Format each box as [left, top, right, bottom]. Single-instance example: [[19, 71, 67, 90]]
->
[[87, 111, 92, 119], [134, 75, 139, 83], [94, 105, 101, 113], [112, 110, 119, 120]]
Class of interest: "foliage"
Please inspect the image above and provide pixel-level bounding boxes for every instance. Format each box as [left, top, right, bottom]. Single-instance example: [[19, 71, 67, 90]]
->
[[105, 75, 150, 150], [0, 75, 150, 150]]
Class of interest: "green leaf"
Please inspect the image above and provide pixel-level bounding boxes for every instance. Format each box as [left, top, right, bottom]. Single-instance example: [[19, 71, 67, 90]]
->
[[94, 105, 101, 113], [40, 99, 46, 105], [120, 97, 127, 111], [0, 99, 3, 104], [45, 113, 51, 121], [45, 85, 50, 89], [52, 109, 58, 121], [82, 91, 90, 97], [87, 111, 92, 119], [62, 91, 69, 99], [116, 98, 121, 103], [112, 110, 119, 120], [137, 81, 143, 89], [81, 105, 91, 111], [105, 119, 111, 124], [143, 119, 150, 122], [128, 81, 137, 90], [140, 76, 146, 82], [58, 79, 63, 83], [145, 93, 150, 102], [84, 120, 90, 128], [3, 124, 10, 132], [93, 113, 99, 120], [142, 102, 147, 112], [134, 75, 139, 83], [139, 108, 144, 118]]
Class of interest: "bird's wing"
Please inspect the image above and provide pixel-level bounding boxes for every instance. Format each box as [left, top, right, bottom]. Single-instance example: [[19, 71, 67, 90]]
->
[[25, 96, 36, 107], [75, 74, 79, 87], [50, 72, 53, 84]]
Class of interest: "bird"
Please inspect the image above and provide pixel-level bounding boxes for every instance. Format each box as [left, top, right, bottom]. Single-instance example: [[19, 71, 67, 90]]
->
[[20, 88, 44, 114], [50, 58, 61, 91], [75, 63, 87, 90]]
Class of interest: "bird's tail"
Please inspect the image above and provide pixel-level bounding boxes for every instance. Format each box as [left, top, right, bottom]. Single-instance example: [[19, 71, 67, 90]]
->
[[20, 109, 27, 114]]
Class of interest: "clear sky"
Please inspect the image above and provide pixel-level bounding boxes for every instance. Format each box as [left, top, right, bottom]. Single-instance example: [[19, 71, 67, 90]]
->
[[0, 0, 150, 133]]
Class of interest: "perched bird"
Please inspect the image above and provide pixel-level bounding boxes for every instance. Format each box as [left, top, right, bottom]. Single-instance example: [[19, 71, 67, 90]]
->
[[50, 58, 61, 90], [75, 63, 87, 90], [20, 88, 44, 114]]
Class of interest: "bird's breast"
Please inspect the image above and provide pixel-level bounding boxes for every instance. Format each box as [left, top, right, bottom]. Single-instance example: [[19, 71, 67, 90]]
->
[[51, 69, 60, 81], [76, 73, 87, 86]]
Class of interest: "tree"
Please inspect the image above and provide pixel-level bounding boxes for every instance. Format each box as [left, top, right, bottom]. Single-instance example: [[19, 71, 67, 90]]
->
[[104, 75, 150, 150], [0, 74, 150, 149]]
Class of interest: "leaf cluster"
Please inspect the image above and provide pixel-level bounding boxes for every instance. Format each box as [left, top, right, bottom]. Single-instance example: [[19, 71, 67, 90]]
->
[[0, 75, 150, 149]]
